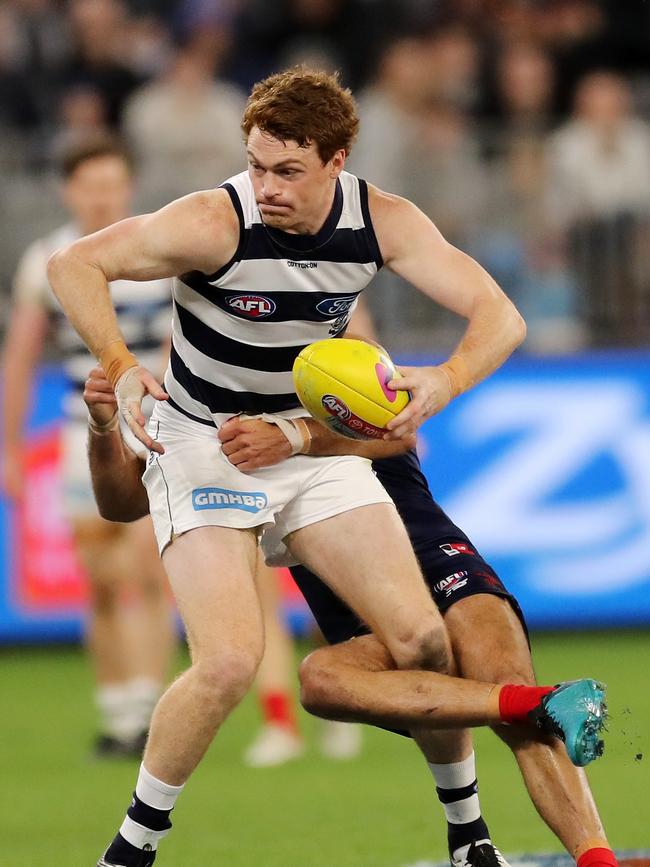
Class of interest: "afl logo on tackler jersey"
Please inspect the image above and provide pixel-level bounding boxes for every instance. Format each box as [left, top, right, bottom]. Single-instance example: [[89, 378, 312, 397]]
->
[[225, 295, 276, 318], [315, 295, 357, 317]]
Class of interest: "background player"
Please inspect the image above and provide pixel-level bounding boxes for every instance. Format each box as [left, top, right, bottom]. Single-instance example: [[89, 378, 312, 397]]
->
[[245, 552, 362, 768], [0, 135, 175, 757]]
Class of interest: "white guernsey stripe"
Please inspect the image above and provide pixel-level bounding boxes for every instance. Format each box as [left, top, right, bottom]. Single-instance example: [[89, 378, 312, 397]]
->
[[201, 256, 376, 294], [166, 170, 381, 419]]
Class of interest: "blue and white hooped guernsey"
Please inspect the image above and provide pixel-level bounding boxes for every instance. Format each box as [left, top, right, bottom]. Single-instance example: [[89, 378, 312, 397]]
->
[[165, 169, 383, 426]]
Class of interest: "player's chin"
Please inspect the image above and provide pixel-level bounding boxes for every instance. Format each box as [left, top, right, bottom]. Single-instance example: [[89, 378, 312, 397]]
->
[[259, 208, 292, 226]]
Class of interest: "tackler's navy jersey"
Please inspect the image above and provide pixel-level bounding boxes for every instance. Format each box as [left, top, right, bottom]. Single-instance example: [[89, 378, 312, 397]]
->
[[290, 448, 527, 647]]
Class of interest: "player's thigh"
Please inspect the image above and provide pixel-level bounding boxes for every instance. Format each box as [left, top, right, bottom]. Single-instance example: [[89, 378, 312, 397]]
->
[[120, 515, 169, 590], [286, 503, 443, 649], [72, 515, 128, 589], [162, 525, 263, 663], [443, 593, 535, 685]]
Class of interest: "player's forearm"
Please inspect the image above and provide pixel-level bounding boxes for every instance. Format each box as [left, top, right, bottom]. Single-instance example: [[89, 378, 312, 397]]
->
[[305, 419, 415, 459], [47, 247, 126, 361], [88, 427, 149, 522], [442, 290, 526, 397]]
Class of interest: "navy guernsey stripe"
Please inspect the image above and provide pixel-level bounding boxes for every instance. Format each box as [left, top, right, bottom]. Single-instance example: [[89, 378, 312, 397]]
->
[[358, 178, 383, 270], [174, 301, 309, 370], [196, 182, 246, 282], [170, 344, 301, 415], [177, 276, 362, 323]]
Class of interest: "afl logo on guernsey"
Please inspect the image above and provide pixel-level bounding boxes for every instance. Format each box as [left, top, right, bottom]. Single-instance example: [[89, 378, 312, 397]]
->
[[226, 294, 276, 318], [315, 295, 357, 317]]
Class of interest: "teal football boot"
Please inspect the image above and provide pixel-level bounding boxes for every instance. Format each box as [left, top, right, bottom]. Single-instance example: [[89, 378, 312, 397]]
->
[[530, 679, 607, 767]]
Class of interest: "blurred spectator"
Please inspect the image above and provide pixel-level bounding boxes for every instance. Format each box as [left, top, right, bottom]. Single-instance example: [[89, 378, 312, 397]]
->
[[351, 38, 436, 190], [123, 27, 245, 209], [59, 0, 142, 128], [490, 43, 556, 137], [49, 84, 110, 162], [229, 0, 399, 91], [426, 24, 481, 114], [470, 43, 584, 352], [546, 72, 650, 344], [351, 36, 486, 348], [0, 0, 70, 135]]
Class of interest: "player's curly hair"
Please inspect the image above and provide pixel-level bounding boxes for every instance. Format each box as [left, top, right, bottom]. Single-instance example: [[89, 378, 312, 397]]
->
[[241, 67, 359, 163]]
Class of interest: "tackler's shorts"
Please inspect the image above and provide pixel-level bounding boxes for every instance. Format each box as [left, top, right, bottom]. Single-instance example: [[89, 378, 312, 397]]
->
[[142, 402, 393, 563], [290, 536, 528, 647]]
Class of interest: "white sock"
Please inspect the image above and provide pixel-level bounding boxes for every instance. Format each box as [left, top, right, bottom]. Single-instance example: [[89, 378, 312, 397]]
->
[[428, 752, 488, 858], [96, 684, 140, 741], [127, 677, 162, 732], [119, 764, 185, 851]]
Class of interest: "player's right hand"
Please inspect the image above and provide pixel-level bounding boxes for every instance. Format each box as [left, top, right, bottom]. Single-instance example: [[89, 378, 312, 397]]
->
[[115, 365, 168, 455]]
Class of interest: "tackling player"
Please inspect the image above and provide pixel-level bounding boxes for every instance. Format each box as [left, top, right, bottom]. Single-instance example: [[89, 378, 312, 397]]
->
[[84, 364, 615, 867]]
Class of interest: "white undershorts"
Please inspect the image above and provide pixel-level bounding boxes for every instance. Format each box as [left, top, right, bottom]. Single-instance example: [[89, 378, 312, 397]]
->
[[142, 402, 393, 566], [61, 419, 147, 519]]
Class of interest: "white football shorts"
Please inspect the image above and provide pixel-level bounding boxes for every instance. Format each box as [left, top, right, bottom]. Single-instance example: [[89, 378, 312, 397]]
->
[[142, 402, 393, 565]]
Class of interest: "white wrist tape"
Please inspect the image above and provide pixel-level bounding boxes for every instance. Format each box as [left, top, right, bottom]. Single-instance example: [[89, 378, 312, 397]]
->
[[259, 414, 308, 455]]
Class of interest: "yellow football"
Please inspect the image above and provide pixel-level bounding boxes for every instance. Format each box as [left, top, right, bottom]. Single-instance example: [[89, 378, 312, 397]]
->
[[292, 338, 410, 440]]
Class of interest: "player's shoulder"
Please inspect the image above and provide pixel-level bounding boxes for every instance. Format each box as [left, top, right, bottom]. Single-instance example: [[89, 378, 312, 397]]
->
[[365, 185, 431, 262], [160, 185, 241, 250], [366, 183, 418, 220]]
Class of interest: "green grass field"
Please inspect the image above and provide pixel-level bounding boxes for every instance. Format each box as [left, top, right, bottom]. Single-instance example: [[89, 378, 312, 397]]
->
[[2, 630, 649, 867]]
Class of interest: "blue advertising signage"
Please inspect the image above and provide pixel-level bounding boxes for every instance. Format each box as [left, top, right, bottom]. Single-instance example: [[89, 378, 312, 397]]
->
[[414, 352, 650, 628], [1, 353, 649, 641]]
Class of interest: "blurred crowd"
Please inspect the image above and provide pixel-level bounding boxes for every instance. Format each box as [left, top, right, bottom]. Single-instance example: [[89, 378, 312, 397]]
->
[[1, 0, 649, 351]]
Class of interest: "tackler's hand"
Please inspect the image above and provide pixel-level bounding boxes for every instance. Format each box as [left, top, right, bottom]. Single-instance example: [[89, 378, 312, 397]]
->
[[218, 417, 293, 473], [115, 365, 168, 454], [83, 365, 118, 428], [384, 365, 452, 440]]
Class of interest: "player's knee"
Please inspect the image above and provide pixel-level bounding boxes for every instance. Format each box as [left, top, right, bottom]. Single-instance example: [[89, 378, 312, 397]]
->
[[390, 621, 452, 673], [299, 650, 344, 718], [88, 575, 122, 615], [193, 648, 262, 713]]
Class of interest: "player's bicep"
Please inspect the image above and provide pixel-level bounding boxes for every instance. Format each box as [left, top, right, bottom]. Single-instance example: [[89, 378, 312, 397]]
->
[[372, 190, 507, 319], [61, 189, 237, 284]]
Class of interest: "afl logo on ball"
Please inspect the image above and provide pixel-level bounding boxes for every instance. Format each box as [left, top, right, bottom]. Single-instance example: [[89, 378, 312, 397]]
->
[[226, 295, 276, 318], [315, 295, 357, 317], [322, 394, 351, 420]]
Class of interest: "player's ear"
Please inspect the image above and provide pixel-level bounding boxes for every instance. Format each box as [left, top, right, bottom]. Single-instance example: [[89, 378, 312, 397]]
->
[[328, 149, 346, 178]]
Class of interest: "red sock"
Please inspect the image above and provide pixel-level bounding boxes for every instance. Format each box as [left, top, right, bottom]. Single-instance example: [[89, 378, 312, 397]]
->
[[498, 684, 555, 724], [577, 848, 618, 867], [261, 690, 299, 733]]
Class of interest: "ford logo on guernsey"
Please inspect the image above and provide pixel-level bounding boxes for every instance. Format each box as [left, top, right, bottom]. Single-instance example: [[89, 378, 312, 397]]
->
[[225, 294, 276, 318], [192, 487, 268, 513], [315, 295, 357, 317]]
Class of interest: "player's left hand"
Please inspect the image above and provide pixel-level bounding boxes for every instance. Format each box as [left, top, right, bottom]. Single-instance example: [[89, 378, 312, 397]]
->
[[219, 417, 292, 473], [384, 365, 452, 439]]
